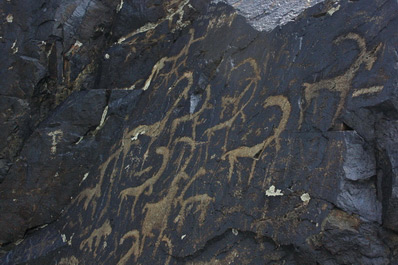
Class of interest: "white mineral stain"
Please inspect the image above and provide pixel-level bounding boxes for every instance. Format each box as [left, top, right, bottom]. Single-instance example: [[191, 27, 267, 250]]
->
[[98, 106, 108, 128], [92, 106, 109, 135], [75, 136, 84, 145], [142, 57, 166, 91], [68, 233, 74, 246], [131, 129, 146, 141], [327, 5, 340, 16], [75, 40, 83, 47], [6, 14, 13, 23], [117, 0, 124, 12], [121, 84, 136, 90], [11, 40, 18, 54], [80, 173, 89, 185], [15, 239, 24, 246]]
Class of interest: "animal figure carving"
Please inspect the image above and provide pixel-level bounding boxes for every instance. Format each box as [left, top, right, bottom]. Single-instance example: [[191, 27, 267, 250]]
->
[[298, 33, 383, 128]]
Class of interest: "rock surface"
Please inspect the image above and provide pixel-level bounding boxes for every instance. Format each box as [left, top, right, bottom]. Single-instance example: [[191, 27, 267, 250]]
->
[[211, 0, 324, 31], [1, 0, 398, 264]]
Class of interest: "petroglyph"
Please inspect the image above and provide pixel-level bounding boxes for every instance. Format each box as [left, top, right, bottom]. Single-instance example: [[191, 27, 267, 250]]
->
[[221, 96, 291, 183], [168, 84, 212, 146], [299, 33, 383, 128], [118, 138, 213, 260], [75, 55, 290, 263], [76, 144, 122, 215], [156, 29, 205, 90], [352, 85, 384, 98], [205, 58, 261, 154], [100, 46, 214, 262], [48, 130, 63, 155], [117, 230, 140, 265], [175, 168, 214, 231], [117, 0, 193, 44], [119, 147, 169, 218], [67, 13, 388, 265], [76, 70, 194, 221], [58, 256, 79, 265], [1, 1, 395, 264], [80, 219, 112, 254], [142, 57, 166, 91], [208, 12, 237, 29]]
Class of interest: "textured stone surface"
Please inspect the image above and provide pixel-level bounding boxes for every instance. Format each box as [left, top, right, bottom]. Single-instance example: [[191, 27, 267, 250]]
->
[[377, 120, 398, 231], [211, 0, 325, 31], [1, 0, 398, 264]]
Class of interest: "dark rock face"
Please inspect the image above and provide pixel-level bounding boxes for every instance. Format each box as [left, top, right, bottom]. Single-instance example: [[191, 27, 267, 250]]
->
[[1, 0, 398, 264]]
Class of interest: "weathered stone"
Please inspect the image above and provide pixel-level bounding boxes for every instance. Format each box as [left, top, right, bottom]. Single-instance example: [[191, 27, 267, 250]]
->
[[376, 120, 398, 231], [0, 90, 108, 244], [211, 0, 325, 31], [336, 131, 381, 223], [319, 210, 390, 265], [343, 132, 376, 181], [1, 0, 398, 264]]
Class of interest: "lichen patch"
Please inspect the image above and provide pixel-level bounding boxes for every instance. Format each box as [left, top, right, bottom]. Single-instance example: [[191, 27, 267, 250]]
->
[[265, 185, 283, 196]]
